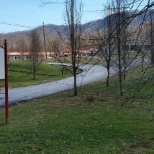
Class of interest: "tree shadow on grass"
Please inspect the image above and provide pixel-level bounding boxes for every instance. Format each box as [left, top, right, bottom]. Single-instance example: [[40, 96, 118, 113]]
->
[[0, 122, 7, 126]]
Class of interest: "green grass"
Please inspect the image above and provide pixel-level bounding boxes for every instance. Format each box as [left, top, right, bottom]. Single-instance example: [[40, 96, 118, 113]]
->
[[0, 64, 154, 153], [3, 60, 80, 88], [46, 56, 102, 65]]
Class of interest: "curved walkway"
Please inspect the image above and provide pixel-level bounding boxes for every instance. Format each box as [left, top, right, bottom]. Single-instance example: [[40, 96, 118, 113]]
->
[[0, 64, 116, 106], [0, 58, 147, 106]]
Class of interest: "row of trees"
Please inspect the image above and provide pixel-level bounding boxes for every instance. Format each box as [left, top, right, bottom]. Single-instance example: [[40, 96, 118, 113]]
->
[[1, 0, 154, 96], [0, 33, 64, 55], [99, 0, 154, 96], [62, 0, 154, 96]]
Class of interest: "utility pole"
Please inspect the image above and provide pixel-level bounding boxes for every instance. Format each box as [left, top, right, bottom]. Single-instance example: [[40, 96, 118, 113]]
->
[[43, 22, 47, 58]]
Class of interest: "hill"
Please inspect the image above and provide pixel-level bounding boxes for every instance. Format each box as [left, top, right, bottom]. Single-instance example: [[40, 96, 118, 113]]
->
[[0, 10, 152, 43]]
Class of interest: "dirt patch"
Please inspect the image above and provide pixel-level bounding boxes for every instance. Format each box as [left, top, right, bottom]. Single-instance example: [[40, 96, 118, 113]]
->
[[130, 141, 152, 149], [120, 139, 154, 154], [86, 95, 96, 102]]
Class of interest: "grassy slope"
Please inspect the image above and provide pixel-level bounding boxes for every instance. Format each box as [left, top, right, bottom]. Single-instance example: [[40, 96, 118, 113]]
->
[[0, 64, 154, 153], [6, 60, 78, 87]]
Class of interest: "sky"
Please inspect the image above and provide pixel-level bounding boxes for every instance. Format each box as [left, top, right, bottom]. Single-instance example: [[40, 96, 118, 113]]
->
[[0, 0, 106, 33], [0, 0, 150, 33]]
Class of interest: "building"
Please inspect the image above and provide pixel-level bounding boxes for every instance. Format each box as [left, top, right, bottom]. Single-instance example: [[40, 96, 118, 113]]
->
[[8, 52, 55, 60]]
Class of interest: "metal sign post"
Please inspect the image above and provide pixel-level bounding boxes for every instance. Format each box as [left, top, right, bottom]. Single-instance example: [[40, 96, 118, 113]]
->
[[0, 40, 9, 124], [4, 40, 9, 124]]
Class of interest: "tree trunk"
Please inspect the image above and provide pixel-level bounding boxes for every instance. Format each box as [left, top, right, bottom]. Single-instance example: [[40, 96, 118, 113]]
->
[[150, 11, 154, 64], [106, 59, 110, 87], [117, 0, 123, 96], [70, 0, 78, 96], [118, 38, 123, 96]]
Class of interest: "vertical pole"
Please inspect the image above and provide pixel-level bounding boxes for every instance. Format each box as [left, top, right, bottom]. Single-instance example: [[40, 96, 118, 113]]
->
[[4, 40, 9, 124], [43, 22, 47, 58]]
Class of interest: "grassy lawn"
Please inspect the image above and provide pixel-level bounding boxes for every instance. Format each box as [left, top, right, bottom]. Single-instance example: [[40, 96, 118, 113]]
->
[[46, 56, 102, 65], [0, 63, 153, 153], [0, 60, 80, 88]]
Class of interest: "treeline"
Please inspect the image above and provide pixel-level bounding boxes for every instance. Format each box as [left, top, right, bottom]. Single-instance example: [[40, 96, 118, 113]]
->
[[0, 0, 154, 97]]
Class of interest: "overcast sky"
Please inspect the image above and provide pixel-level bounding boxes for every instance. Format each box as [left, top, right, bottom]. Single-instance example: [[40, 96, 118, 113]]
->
[[0, 0, 106, 33]]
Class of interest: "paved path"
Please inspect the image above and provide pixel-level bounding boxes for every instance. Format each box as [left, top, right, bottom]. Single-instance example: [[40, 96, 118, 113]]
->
[[0, 64, 116, 106], [0, 58, 148, 106]]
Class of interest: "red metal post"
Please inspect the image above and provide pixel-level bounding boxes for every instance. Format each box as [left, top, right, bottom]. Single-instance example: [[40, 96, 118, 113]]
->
[[4, 40, 9, 124]]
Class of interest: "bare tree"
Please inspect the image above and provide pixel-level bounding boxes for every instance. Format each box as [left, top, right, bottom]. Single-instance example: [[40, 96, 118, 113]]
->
[[112, 0, 154, 97], [103, 0, 129, 96], [29, 29, 42, 80], [149, 9, 154, 64], [100, 3, 115, 87], [64, 0, 83, 95], [16, 36, 29, 60], [51, 37, 63, 57]]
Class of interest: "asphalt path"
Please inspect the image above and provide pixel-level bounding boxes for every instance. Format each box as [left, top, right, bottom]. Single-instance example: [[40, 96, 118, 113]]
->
[[0, 58, 149, 107], [0, 63, 116, 106]]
